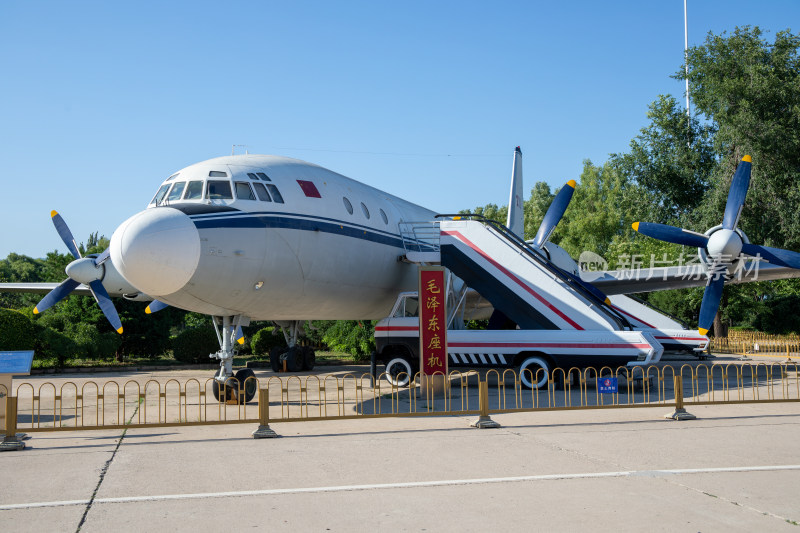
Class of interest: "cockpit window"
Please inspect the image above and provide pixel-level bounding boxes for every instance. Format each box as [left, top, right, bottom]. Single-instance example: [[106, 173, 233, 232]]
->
[[253, 182, 272, 202], [247, 173, 259, 180], [392, 297, 419, 318], [266, 184, 284, 203], [209, 171, 228, 178], [150, 184, 171, 205], [235, 182, 256, 200], [166, 172, 179, 182], [256, 172, 271, 181], [167, 182, 186, 202], [184, 180, 203, 200], [206, 180, 233, 200]]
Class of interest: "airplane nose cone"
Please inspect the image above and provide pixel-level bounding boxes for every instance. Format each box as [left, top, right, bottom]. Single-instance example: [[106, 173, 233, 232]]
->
[[110, 208, 201, 296]]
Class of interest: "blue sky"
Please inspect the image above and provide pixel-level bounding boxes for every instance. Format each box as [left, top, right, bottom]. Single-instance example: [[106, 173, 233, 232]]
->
[[0, 0, 797, 259]]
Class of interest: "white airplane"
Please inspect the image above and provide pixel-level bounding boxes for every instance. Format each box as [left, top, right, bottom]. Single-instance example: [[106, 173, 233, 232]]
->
[[5, 149, 800, 400]]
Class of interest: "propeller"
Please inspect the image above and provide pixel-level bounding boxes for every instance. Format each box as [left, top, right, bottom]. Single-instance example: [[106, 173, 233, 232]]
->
[[33, 211, 123, 334], [633, 155, 800, 335], [532, 180, 576, 248], [528, 180, 611, 306]]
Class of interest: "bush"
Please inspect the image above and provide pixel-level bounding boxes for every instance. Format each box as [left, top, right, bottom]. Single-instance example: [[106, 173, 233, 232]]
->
[[0, 308, 35, 350], [318, 320, 376, 361], [33, 324, 80, 366], [250, 327, 285, 355], [71, 322, 122, 359], [172, 327, 219, 364]]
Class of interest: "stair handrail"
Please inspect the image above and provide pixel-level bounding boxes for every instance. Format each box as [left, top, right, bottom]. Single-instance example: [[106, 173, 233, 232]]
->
[[435, 214, 632, 331]]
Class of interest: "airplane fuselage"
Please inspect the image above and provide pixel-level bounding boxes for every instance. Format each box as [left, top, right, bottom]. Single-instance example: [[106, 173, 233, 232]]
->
[[110, 155, 436, 320]]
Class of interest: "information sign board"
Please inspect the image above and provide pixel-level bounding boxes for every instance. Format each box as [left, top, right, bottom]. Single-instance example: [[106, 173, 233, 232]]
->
[[0, 351, 34, 376]]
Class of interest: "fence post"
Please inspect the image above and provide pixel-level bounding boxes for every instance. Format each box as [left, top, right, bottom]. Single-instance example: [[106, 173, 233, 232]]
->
[[664, 376, 696, 421], [252, 388, 279, 439], [1, 396, 25, 451], [470, 380, 500, 429]]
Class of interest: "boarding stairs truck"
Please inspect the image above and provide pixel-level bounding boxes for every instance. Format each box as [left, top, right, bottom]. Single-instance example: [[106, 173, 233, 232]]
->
[[375, 216, 705, 388]]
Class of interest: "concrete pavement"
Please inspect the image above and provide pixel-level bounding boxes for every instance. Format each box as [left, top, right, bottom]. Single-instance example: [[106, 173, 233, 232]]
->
[[2, 391, 800, 532]]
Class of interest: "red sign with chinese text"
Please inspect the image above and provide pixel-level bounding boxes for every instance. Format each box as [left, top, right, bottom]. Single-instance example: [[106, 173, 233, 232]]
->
[[419, 267, 448, 376]]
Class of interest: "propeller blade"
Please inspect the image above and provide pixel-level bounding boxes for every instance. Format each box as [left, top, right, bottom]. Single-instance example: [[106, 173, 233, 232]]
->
[[235, 326, 245, 345], [33, 278, 80, 314], [632, 222, 709, 248], [698, 274, 726, 335], [722, 155, 752, 230], [533, 180, 576, 248], [145, 299, 170, 314], [741, 243, 800, 269], [89, 280, 123, 334], [94, 248, 111, 265], [50, 210, 81, 259]]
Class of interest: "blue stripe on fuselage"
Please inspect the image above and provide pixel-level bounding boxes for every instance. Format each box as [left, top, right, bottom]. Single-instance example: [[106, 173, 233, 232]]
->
[[190, 211, 407, 249]]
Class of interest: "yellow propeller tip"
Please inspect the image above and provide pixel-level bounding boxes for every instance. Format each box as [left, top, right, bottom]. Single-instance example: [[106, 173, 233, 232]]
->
[[632, 222, 640, 231], [742, 155, 752, 162], [604, 297, 611, 305], [50, 210, 58, 218], [33, 307, 39, 315], [237, 337, 245, 345], [698, 328, 709, 336], [145, 306, 152, 314], [117, 327, 124, 334], [566, 180, 577, 188]]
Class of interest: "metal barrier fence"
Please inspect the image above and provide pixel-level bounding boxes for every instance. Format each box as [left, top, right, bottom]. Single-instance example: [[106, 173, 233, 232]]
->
[[711, 336, 799, 359], [1, 362, 798, 443]]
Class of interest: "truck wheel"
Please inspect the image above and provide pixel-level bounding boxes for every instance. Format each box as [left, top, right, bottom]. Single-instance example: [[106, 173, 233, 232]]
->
[[385, 357, 414, 387], [519, 356, 550, 389]]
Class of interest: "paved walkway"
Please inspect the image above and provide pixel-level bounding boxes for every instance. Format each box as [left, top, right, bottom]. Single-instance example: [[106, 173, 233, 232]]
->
[[1, 386, 799, 531]]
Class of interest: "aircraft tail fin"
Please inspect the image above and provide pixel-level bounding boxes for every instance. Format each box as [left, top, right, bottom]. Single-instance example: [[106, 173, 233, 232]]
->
[[506, 146, 524, 239]]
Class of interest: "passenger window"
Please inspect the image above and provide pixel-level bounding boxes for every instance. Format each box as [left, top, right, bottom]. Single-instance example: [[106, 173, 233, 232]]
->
[[167, 182, 186, 202], [184, 181, 203, 200], [206, 180, 233, 200], [266, 184, 284, 203], [256, 172, 271, 181], [253, 183, 272, 202], [361, 202, 370, 219], [380, 208, 389, 225], [150, 184, 171, 205], [235, 182, 256, 200], [343, 197, 353, 215]]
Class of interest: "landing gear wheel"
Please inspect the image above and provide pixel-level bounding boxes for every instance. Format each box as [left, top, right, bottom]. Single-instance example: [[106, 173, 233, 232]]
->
[[518, 356, 550, 390], [385, 357, 414, 387], [285, 346, 303, 372], [302, 347, 316, 371], [270, 346, 284, 372], [232, 368, 257, 404], [211, 374, 236, 402]]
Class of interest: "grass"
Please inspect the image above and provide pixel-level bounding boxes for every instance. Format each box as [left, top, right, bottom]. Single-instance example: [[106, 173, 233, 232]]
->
[[31, 350, 365, 370]]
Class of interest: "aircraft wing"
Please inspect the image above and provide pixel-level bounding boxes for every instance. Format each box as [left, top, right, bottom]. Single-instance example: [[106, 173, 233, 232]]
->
[[582, 262, 800, 295], [0, 282, 93, 295]]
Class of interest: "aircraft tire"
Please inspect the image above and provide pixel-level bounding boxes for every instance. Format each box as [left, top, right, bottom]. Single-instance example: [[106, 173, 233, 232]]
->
[[211, 375, 236, 402], [518, 356, 550, 390], [385, 357, 413, 388], [270, 346, 284, 372], [285, 346, 303, 372], [233, 368, 258, 404], [302, 347, 316, 371]]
